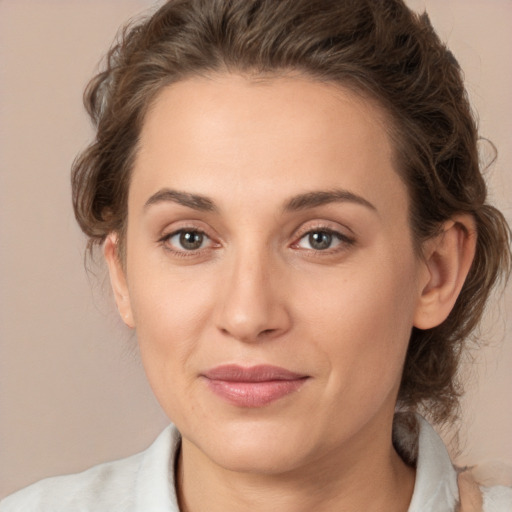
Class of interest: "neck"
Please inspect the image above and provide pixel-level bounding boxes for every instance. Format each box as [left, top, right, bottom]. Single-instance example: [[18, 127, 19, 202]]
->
[[176, 419, 415, 512]]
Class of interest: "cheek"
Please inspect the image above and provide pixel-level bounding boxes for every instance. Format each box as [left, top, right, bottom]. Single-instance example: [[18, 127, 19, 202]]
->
[[127, 261, 218, 390], [297, 250, 420, 396]]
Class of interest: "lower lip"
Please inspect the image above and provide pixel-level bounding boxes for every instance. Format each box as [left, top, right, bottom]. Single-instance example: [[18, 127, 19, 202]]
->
[[205, 378, 307, 407]]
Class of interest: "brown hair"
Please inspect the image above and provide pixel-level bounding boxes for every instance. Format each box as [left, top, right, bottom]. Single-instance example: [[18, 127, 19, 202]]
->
[[72, 0, 511, 424]]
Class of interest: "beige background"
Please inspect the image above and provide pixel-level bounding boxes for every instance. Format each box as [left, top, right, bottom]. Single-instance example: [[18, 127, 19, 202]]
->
[[0, 0, 511, 499]]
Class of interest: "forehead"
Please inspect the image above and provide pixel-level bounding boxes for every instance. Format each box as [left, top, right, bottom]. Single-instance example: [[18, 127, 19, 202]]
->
[[140, 73, 392, 157], [132, 73, 407, 216]]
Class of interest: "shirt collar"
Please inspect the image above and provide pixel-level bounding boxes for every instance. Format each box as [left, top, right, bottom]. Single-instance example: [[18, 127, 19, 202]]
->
[[133, 415, 459, 512], [394, 413, 459, 512], [133, 424, 181, 511]]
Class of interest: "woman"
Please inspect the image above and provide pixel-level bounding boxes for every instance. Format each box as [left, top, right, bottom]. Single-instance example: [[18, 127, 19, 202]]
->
[[1, 0, 511, 510]]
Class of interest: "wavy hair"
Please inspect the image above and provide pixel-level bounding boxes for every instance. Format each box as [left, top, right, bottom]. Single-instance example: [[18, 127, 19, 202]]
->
[[72, 0, 511, 424]]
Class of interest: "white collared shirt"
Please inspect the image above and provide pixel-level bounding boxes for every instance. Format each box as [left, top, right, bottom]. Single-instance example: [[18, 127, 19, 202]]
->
[[1, 415, 510, 511]]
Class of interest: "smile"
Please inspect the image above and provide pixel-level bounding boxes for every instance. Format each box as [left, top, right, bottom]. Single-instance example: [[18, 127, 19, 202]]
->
[[202, 364, 309, 408]]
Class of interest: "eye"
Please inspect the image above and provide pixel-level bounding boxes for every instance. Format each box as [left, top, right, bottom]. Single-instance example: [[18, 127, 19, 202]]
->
[[295, 229, 351, 251], [164, 229, 210, 251]]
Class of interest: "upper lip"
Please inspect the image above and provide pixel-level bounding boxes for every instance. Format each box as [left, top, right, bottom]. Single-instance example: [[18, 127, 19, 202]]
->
[[202, 364, 308, 382]]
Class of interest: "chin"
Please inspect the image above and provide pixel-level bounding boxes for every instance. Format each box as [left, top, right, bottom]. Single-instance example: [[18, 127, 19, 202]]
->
[[187, 416, 316, 475], [209, 440, 308, 475]]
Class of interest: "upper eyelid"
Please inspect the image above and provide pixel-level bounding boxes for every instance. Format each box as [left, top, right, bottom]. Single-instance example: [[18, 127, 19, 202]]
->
[[293, 221, 354, 239], [294, 229, 353, 247], [159, 221, 215, 239], [163, 226, 208, 237], [159, 226, 211, 246]]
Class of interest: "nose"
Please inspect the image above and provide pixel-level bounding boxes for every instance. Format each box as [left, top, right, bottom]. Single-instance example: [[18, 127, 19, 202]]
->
[[215, 248, 292, 343]]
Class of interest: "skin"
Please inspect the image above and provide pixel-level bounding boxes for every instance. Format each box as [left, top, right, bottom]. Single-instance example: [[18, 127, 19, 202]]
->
[[105, 74, 476, 512]]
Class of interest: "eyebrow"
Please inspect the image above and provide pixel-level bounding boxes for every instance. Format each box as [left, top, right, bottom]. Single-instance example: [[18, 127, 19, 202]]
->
[[143, 187, 376, 214], [283, 189, 377, 213], [144, 189, 217, 212]]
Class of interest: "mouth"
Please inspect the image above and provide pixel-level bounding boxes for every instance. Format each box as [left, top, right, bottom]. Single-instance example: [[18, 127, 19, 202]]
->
[[201, 364, 309, 408]]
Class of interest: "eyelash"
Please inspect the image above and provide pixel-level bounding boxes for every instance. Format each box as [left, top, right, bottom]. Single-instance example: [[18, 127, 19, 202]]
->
[[292, 226, 355, 254], [158, 225, 355, 257], [159, 228, 217, 258]]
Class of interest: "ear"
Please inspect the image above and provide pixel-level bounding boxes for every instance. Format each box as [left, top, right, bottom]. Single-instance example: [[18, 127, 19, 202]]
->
[[413, 215, 477, 330], [104, 233, 135, 329]]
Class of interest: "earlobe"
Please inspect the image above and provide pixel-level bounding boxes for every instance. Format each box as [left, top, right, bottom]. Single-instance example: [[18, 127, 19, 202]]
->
[[104, 233, 135, 329], [413, 216, 477, 330]]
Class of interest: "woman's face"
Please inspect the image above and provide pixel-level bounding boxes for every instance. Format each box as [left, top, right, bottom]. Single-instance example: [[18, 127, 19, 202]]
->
[[110, 74, 431, 474]]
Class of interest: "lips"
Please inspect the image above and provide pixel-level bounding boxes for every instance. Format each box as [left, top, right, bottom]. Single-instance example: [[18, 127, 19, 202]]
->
[[202, 364, 309, 407]]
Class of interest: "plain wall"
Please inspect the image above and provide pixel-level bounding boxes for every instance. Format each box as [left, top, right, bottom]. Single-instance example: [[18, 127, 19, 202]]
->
[[1, 0, 511, 498]]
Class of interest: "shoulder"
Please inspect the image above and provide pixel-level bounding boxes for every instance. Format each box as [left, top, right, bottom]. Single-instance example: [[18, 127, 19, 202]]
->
[[394, 413, 512, 512], [0, 425, 181, 512], [0, 453, 141, 512], [458, 470, 512, 511]]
